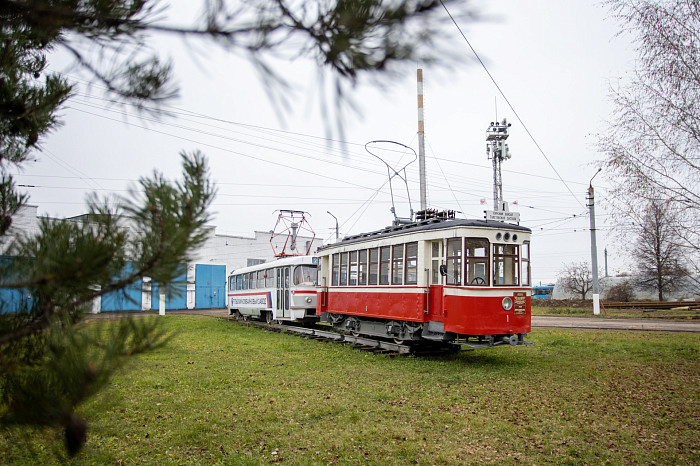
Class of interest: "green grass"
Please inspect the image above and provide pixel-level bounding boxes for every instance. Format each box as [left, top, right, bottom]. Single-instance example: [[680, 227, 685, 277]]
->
[[2, 316, 699, 464]]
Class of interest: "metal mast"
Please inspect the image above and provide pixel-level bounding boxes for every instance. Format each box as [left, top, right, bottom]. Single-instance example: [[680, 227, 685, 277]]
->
[[588, 169, 602, 315], [486, 119, 512, 212], [417, 69, 427, 211]]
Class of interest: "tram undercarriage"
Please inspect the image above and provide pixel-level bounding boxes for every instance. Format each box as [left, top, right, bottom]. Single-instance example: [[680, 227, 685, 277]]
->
[[321, 312, 530, 347]]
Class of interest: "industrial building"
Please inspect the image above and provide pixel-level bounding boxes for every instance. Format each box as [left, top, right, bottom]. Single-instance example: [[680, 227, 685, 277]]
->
[[0, 205, 322, 313]]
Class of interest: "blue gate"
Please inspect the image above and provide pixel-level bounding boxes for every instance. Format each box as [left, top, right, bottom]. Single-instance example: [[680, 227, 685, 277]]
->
[[150, 268, 187, 310], [194, 264, 226, 309], [0, 256, 32, 313]]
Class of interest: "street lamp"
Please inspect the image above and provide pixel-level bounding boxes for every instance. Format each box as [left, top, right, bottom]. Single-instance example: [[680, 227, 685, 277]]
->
[[588, 168, 602, 315], [327, 211, 339, 242]]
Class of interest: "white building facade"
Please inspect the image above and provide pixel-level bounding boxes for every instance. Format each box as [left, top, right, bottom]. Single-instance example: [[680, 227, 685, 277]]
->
[[1, 205, 323, 312]]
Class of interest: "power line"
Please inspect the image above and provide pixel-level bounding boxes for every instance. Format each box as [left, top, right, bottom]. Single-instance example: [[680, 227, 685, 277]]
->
[[439, 0, 585, 210]]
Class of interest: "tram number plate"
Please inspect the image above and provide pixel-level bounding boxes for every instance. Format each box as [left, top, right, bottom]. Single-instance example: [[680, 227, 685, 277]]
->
[[513, 292, 527, 315]]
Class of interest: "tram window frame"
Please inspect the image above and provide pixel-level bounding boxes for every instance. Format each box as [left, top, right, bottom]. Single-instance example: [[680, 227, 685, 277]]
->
[[331, 253, 340, 286], [493, 243, 520, 286], [405, 242, 418, 285], [521, 241, 531, 286], [431, 241, 443, 285], [379, 246, 391, 285], [392, 244, 404, 285], [339, 252, 349, 286], [349, 250, 358, 286], [358, 249, 368, 285], [294, 265, 317, 286], [446, 237, 462, 286], [369, 248, 379, 285], [465, 238, 489, 286]]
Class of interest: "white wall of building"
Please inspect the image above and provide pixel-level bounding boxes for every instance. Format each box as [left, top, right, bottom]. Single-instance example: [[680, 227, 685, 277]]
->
[[3, 206, 325, 311]]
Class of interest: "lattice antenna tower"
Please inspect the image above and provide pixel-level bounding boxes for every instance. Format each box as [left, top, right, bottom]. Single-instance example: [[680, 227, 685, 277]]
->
[[486, 119, 512, 212]]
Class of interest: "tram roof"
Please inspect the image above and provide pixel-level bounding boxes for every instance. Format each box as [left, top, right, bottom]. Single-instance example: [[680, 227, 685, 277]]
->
[[317, 218, 531, 251], [230, 255, 317, 276]]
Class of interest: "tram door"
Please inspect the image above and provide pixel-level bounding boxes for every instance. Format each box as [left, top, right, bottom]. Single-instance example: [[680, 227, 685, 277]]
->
[[428, 240, 445, 320], [276, 267, 290, 318]]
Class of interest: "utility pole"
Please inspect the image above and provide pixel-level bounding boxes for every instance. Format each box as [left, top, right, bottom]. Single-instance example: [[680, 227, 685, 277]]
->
[[588, 169, 602, 315], [327, 211, 338, 242], [604, 248, 609, 277], [417, 68, 427, 211]]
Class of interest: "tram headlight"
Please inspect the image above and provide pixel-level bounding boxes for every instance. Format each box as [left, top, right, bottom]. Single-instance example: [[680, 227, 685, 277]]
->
[[502, 297, 513, 311], [305, 297, 313, 303]]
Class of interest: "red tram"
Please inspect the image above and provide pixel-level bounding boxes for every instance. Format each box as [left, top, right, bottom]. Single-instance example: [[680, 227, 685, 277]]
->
[[315, 211, 532, 347]]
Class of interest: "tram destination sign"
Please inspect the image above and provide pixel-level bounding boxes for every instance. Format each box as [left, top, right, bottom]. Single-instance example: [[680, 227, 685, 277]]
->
[[485, 210, 520, 224]]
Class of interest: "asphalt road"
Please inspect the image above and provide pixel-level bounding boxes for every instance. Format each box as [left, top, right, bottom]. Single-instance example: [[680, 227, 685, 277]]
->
[[532, 315, 700, 333]]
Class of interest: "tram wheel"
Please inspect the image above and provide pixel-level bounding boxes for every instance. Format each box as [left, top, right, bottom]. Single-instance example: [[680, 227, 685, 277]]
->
[[350, 331, 361, 338], [265, 312, 274, 324], [393, 339, 406, 345]]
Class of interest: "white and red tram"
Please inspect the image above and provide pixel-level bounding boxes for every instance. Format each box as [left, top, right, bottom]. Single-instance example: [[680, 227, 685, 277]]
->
[[315, 213, 532, 347], [227, 256, 318, 323]]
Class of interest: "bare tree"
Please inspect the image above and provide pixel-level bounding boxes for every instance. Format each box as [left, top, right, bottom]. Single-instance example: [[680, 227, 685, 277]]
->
[[557, 261, 594, 300], [632, 200, 689, 300], [604, 279, 635, 302], [598, 0, 700, 278]]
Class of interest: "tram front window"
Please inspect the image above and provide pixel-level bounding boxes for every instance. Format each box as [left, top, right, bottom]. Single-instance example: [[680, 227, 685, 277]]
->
[[294, 265, 317, 286], [466, 238, 489, 286], [493, 244, 519, 286]]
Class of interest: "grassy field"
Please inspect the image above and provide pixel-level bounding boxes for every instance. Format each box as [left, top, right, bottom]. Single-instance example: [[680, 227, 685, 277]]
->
[[1, 316, 699, 465]]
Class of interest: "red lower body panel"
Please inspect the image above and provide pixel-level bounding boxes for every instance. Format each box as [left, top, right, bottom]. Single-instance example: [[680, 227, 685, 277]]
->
[[318, 287, 530, 336]]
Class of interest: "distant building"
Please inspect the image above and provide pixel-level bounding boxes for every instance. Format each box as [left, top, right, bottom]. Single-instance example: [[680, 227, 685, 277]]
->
[[1, 205, 323, 312]]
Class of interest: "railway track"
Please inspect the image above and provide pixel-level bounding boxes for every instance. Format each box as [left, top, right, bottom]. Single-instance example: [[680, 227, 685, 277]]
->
[[232, 319, 466, 356], [602, 300, 700, 310]]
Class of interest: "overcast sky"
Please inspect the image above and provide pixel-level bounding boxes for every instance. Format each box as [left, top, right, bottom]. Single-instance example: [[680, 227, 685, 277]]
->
[[14, 0, 636, 283]]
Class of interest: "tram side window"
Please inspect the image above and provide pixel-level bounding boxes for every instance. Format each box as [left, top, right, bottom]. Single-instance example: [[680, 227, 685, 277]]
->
[[349, 251, 358, 286], [332, 253, 340, 286], [241, 273, 248, 290], [358, 249, 368, 285], [392, 244, 404, 285], [465, 238, 489, 286], [339, 252, 348, 286], [266, 269, 275, 287], [521, 241, 531, 286], [256, 270, 265, 288], [379, 246, 391, 285], [405, 242, 418, 285], [446, 237, 462, 285], [236, 275, 243, 290], [369, 248, 379, 285], [493, 244, 519, 286]]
